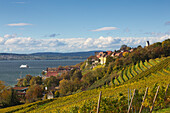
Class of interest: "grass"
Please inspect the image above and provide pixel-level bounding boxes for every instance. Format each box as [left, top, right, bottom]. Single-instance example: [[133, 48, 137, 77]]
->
[[153, 107, 170, 113]]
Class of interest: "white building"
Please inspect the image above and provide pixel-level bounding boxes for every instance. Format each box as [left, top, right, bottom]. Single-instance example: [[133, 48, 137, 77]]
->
[[146, 41, 150, 46]]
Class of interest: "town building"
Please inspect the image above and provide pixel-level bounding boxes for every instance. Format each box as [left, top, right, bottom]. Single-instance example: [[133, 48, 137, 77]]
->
[[12, 86, 28, 96], [46, 66, 80, 77], [146, 41, 150, 46], [47, 91, 54, 99]]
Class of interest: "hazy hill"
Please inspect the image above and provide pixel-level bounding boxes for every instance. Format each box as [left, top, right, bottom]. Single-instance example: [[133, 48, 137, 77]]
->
[[0, 51, 101, 60]]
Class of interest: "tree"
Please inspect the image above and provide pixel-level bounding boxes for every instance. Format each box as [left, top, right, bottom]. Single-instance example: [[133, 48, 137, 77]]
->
[[120, 44, 127, 50], [26, 84, 43, 103], [59, 79, 73, 96], [0, 88, 20, 107], [162, 39, 170, 48], [30, 76, 42, 86], [69, 68, 76, 77], [71, 70, 82, 81], [72, 78, 82, 91], [0, 80, 5, 91], [58, 65, 63, 69], [137, 45, 142, 48], [36, 76, 42, 85], [54, 90, 60, 97], [93, 68, 104, 80], [30, 77, 37, 85], [25, 75, 32, 83], [82, 72, 96, 86], [122, 52, 129, 57], [0, 81, 20, 107], [17, 79, 24, 86], [44, 76, 59, 90], [105, 56, 114, 66], [153, 42, 162, 47], [162, 39, 170, 56], [80, 62, 86, 70], [61, 71, 70, 80], [41, 71, 46, 76], [22, 79, 27, 87], [107, 63, 114, 75]]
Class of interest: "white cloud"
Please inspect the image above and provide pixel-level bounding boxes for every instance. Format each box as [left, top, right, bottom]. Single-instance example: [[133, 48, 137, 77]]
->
[[4, 34, 17, 38], [91, 27, 118, 32], [0, 37, 4, 44], [0, 34, 169, 53], [7, 23, 32, 26]]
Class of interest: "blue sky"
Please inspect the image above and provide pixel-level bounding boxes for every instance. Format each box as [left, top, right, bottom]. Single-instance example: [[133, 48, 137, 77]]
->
[[0, 0, 170, 53]]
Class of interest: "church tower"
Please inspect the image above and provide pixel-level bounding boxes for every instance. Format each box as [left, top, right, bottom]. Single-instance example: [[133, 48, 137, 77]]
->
[[146, 41, 150, 46]]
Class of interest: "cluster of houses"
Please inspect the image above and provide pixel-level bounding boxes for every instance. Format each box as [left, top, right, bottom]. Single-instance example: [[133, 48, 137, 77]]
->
[[87, 48, 134, 68], [93, 41, 149, 65], [46, 66, 80, 77], [12, 66, 80, 100]]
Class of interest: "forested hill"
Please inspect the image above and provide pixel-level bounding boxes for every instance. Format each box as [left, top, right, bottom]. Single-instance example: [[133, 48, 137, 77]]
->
[[0, 51, 101, 60]]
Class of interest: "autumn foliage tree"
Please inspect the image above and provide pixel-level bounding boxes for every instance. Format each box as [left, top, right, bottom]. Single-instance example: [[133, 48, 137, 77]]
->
[[71, 70, 82, 81], [0, 81, 20, 107], [25, 84, 44, 103], [30, 76, 42, 85], [43, 76, 59, 90], [59, 79, 73, 96]]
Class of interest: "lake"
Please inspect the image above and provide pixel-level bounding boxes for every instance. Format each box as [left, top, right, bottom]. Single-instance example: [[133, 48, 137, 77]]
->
[[0, 59, 85, 86]]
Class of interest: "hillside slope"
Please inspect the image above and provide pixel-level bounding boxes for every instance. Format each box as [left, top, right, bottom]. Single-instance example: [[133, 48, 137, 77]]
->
[[0, 57, 169, 113]]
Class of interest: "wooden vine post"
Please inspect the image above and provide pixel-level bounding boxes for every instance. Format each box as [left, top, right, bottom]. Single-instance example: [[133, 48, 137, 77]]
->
[[97, 91, 102, 113], [139, 87, 148, 113], [127, 89, 136, 113], [150, 86, 160, 113], [164, 84, 169, 101]]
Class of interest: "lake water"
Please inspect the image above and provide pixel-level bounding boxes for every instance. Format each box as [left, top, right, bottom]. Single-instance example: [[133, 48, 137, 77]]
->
[[0, 59, 85, 86]]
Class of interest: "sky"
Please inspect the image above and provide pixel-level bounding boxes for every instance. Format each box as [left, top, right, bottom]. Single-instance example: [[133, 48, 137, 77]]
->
[[0, 0, 170, 53]]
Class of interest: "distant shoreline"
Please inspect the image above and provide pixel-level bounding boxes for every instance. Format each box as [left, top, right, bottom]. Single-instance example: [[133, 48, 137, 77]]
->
[[0, 51, 100, 60], [0, 58, 87, 60]]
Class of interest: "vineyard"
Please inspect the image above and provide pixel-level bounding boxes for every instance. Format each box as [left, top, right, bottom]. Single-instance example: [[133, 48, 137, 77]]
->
[[113, 57, 170, 85], [0, 57, 170, 113]]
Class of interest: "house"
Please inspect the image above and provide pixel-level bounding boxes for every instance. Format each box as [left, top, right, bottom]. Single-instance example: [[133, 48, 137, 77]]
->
[[130, 48, 134, 52], [46, 71, 59, 77], [46, 66, 80, 77], [12, 86, 28, 96], [111, 52, 116, 57], [96, 51, 112, 65], [106, 51, 112, 55], [115, 52, 123, 57], [96, 52, 107, 58], [99, 54, 108, 65], [13, 86, 28, 92], [46, 67, 67, 77], [86, 56, 99, 68], [47, 91, 54, 99]]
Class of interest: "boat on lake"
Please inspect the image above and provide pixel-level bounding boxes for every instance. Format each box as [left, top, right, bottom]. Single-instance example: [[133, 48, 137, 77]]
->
[[20, 64, 29, 68]]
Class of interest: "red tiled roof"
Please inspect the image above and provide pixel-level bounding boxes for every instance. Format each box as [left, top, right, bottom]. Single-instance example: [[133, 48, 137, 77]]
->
[[13, 87, 28, 90], [47, 72, 58, 77], [106, 51, 112, 55], [17, 92, 26, 95]]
